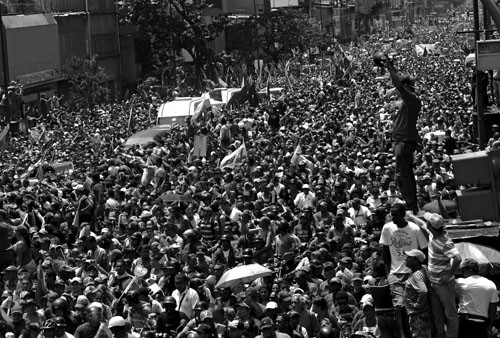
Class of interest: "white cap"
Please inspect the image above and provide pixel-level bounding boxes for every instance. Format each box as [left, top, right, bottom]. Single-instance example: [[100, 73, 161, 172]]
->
[[265, 301, 278, 310], [108, 316, 127, 328]]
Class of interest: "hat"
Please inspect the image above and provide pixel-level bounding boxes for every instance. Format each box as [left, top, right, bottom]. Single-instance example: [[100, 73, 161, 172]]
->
[[424, 212, 445, 229], [340, 257, 352, 264], [70, 277, 82, 285], [352, 273, 363, 282], [324, 261, 335, 269], [200, 310, 213, 321], [237, 302, 250, 309], [342, 243, 353, 250], [302, 184, 310, 190], [360, 294, 374, 308], [362, 299, 374, 309], [11, 305, 23, 314], [278, 290, 291, 302], [329, 277, 342, 285], [89, 302, 103, 310], [194, 324, 212, 335], [260, 317, 274, 329], [288, 310, 299, 318], [108, 316, 127, 329], [405, 249, 426, 263], [74, 184, 84, 192], [265, 301, 278, 310], [3, 265, 17, 272], [54, 278, 66, 286], [460, 258, 479, 271], [74, 295, 90, 309]]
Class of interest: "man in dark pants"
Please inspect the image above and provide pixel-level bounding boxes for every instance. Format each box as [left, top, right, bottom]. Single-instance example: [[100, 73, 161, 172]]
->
[[379, 56, 421, 214]]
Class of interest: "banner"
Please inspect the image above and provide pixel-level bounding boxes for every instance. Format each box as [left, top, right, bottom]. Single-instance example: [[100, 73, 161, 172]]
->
[[415, 43, 442, 56], [51, 162, 74, 173], [193, 135, 207, 157]]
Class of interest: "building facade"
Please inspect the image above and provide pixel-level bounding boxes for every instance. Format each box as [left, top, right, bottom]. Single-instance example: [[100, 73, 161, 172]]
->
[[0, 0, 138, 104]]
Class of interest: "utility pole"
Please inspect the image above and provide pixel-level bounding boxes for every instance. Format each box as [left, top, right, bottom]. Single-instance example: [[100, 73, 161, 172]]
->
[[473, 0, 486, 149]]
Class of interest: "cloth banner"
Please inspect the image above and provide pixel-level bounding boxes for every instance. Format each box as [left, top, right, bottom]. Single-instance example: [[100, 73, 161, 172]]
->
[[193, 135, 207, 157], [52, 162, 74, 173]]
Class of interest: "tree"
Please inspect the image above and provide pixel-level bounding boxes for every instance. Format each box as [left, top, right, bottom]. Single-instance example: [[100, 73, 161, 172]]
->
[[118, 0, 228, 88], [257, 8, 330, 63], [62, 56, 108, 108]]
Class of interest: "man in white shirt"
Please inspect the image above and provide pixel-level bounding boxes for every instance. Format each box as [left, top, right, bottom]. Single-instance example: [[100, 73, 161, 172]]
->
[[294, 184, 315, 210], [347, 198, 372, 233], [171, 273, 200, 320], [379, 203, 428, 338], [456, 258, 499, 338]]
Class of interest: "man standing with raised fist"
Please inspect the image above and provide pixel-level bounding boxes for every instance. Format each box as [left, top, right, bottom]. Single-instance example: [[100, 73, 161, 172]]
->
[[375, 54, 421, 214]]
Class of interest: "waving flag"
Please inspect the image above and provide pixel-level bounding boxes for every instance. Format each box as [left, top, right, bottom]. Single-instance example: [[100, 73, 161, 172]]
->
[[0, 125, 9, 150], [290, 144, 314, 172], [219, 144, 247, 170]]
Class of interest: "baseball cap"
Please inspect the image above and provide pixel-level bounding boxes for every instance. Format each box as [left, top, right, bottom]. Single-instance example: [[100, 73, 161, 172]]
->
[[302, 184, 310, 190], [108, 316, 127, 329], [70, 277, 82, 285], [404, 249, 426, 263], [265, 301, 278, 310], [200, 310, 213, 322], [278, 290, 291, 302], [11, 305, 23, 314], [362, 299, 374, 309], [260, 317, 274, 329], [3, 265, 17, 272], [424, 212, 445, 229], [74, 295, 90, 309], [352, 273, 363, 282]]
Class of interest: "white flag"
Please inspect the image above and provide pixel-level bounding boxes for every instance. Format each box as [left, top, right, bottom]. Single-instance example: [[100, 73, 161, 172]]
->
[[219, 144, 247, 170]]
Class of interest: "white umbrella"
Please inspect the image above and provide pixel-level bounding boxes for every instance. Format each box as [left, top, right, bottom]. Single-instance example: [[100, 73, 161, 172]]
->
[[455, 242, 500, 265], [215, 263, 272, 290]]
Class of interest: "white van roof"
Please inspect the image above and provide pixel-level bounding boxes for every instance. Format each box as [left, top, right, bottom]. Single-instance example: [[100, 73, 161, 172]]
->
[[157, 97, 205, 118]]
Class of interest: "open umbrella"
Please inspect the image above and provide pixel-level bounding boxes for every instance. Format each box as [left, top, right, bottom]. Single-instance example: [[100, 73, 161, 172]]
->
[[215, 263, 272, 290], [455, 242, 500, 265], [422, 199, 458, 215]]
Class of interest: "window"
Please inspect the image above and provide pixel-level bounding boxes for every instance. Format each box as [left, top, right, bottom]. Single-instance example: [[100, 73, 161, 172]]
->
[[91, 33, 119, 57], [97, 0, 107, 12]]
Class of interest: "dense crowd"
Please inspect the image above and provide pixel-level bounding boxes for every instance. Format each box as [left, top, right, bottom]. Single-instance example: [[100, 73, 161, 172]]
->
[[0, 11, 499, 338]]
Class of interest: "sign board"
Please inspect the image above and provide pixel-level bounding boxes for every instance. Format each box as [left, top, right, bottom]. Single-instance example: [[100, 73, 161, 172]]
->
[[476, 40, 500, 71]]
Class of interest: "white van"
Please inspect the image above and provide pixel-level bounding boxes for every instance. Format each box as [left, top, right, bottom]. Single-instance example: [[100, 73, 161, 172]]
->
[[157, 97, 208, 126]]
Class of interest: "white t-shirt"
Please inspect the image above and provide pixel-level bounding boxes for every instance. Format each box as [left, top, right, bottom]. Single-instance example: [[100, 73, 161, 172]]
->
[[456, 275, 499, 319], [379, 222, 428, 274]]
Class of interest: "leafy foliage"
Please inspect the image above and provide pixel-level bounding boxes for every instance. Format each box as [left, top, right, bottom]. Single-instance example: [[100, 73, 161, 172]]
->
[[62, 56, 108, 108], [118, 0, 228, 86], [257, 9, 330, 62]]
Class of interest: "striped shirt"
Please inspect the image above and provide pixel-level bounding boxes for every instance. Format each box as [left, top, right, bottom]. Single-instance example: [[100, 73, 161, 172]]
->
[[428, 231, 460, 284]]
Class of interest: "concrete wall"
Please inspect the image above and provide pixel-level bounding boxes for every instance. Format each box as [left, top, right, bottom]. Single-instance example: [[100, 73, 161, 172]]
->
[[223, 0, 266, 15], [2, 14, 61, 86], [55, 14, 88, 66]]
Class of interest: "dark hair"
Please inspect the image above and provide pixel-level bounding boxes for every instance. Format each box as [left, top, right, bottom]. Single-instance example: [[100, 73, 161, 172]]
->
[[391, 203, 406, 214]]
